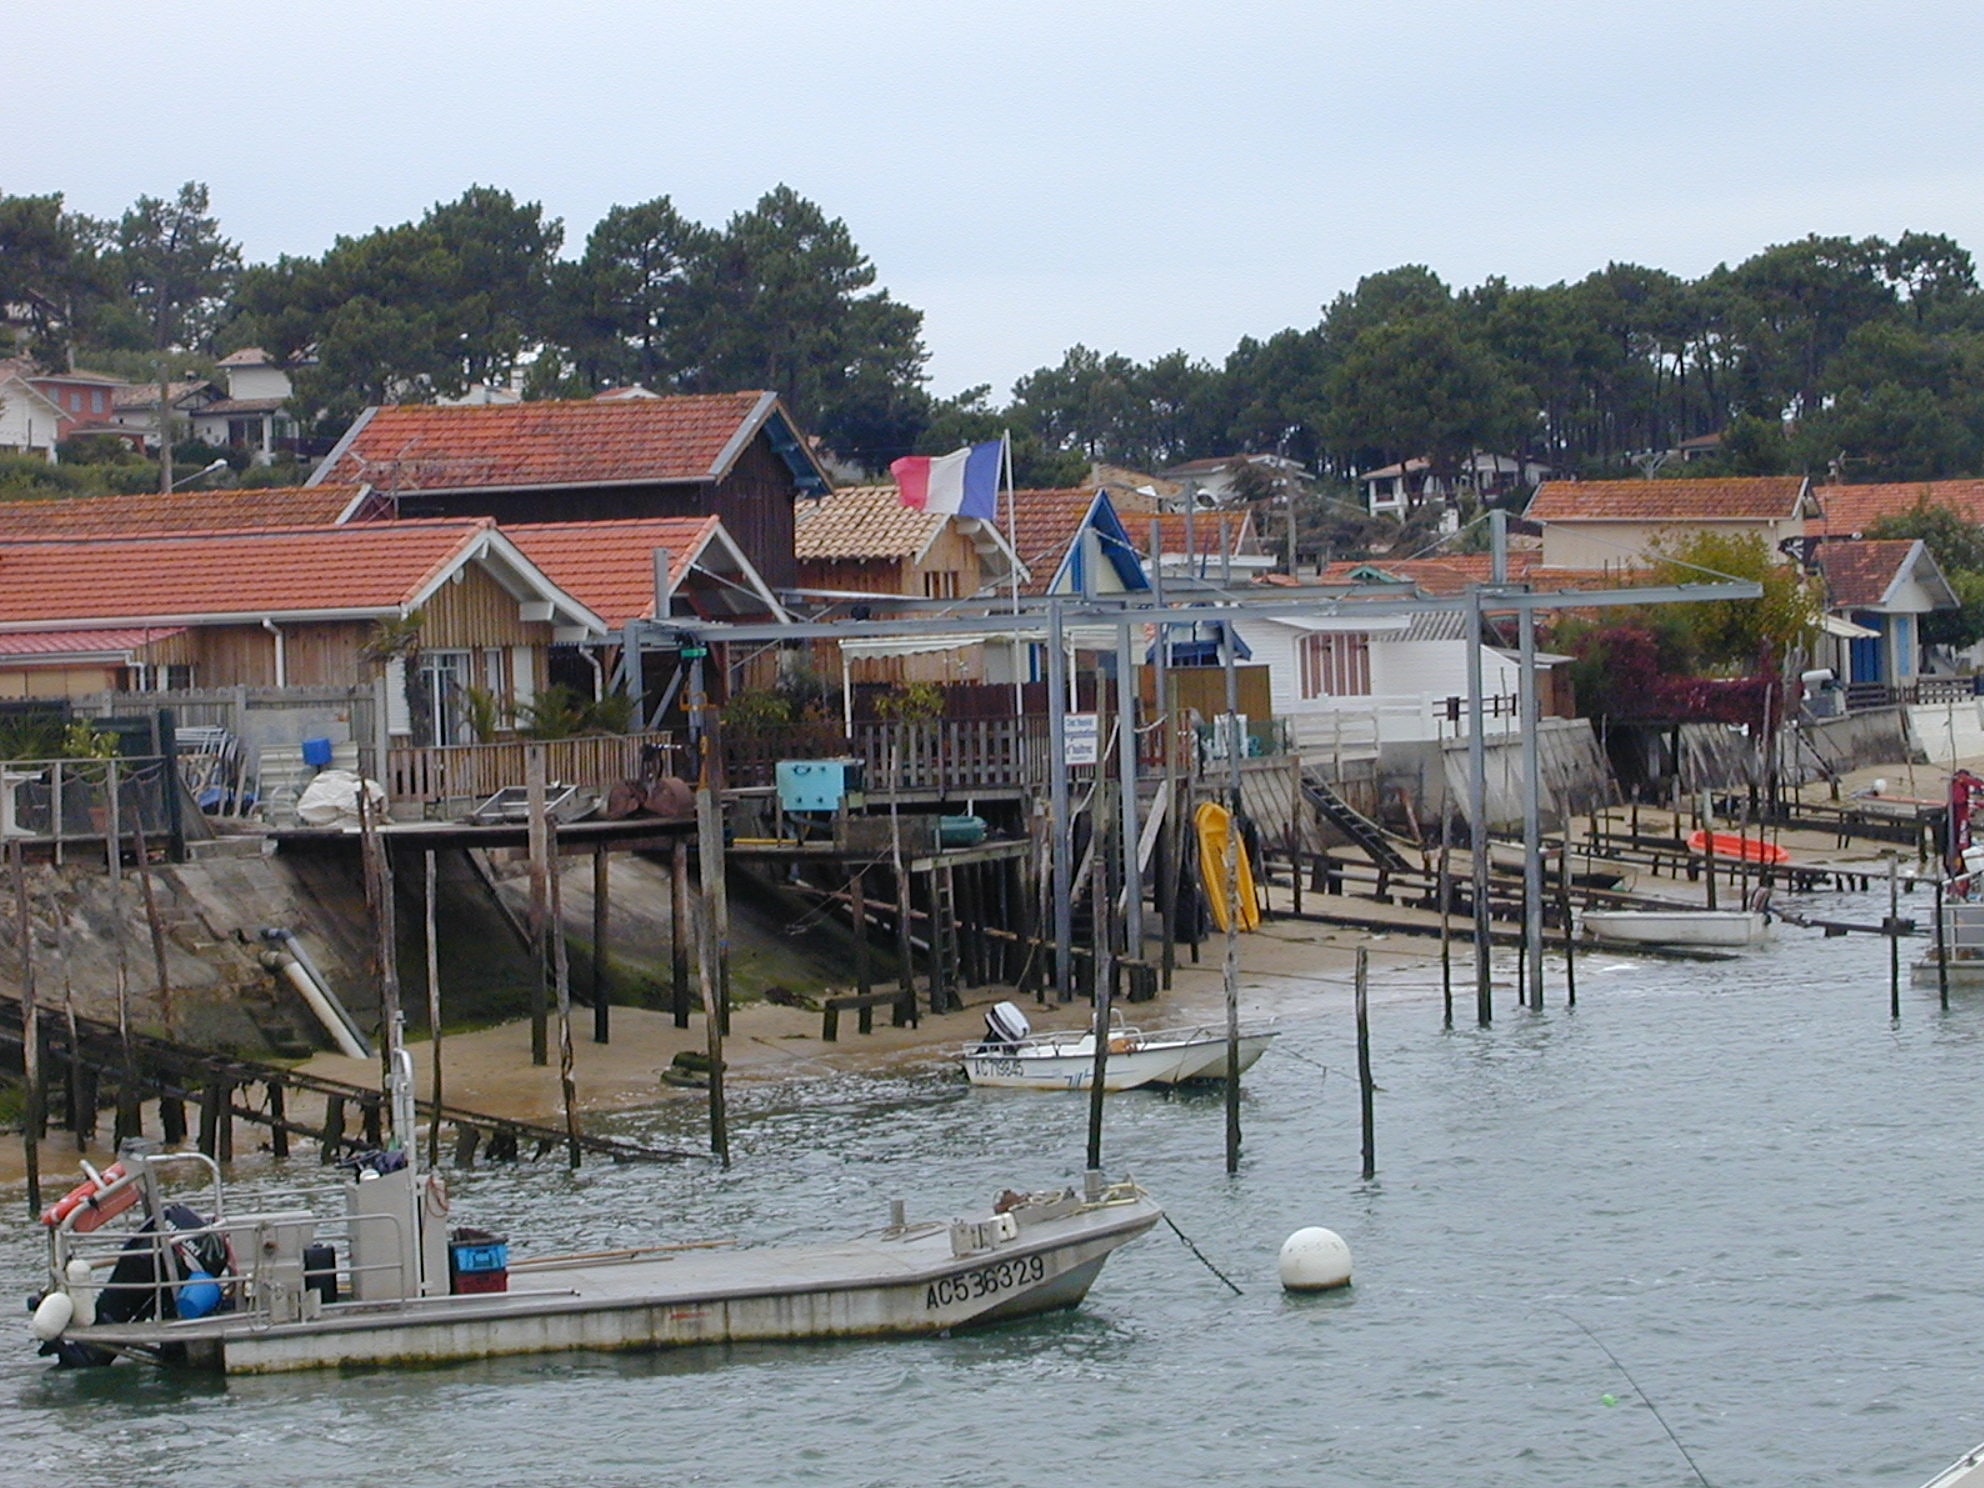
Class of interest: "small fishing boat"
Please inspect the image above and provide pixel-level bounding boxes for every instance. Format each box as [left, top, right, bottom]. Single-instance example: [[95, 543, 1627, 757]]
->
[[1580, 907, 1771, 949], [26, 1054, 1161, 1376], [1686, 829, 1788, 864], [961, 1002, 1277, 1091]]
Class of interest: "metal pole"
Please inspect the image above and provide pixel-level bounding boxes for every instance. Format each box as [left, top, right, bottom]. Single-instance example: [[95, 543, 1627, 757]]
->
[[1466, 587, 1491, 1023], [1519, 602, 1544, 1012], [1047, 598, 1074, 1000], [1356, 946, 1374, 1180], [1935, 874, 1950, 1011], [12, 839, 41, 1213], [1116, 616, 1143, 961], [424, 849, 443, 1170]]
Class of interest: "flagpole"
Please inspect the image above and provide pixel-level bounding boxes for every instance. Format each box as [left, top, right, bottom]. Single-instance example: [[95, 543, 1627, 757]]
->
[[1002, 429, 1026, 719]]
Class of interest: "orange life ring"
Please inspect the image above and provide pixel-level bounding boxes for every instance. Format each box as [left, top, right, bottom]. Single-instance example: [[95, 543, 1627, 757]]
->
[[38, 1162, 137, 1232]]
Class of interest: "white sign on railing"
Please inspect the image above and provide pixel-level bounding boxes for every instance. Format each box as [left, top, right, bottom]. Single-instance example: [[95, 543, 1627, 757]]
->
[[1063, 713, 1100, 766]]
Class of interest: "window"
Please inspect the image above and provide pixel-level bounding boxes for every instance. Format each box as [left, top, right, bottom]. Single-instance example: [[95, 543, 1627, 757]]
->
[[124, 663, 194, 692], [90, 389, 104, 413], [922, 570, 960, 599], [1298, 632, 1371, 699], [415, 649, 472, 745]]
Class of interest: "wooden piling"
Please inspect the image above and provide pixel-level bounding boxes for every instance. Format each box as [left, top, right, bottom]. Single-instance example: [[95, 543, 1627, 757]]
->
[[11, 838, 41, 1213], [591, 844, 611, 1045], [526, 748, 550, 1067], [1559, 844, 1577, 1008], [694, 750, 729, 1167], [160, 1093, 187, 1146], [1438, 814, 1453, 1029], [546, 823, 582, 1168], [424, 849, 444, 1170], [198, 1080, 223, 1157], [850, 864, 871, 998], [268, 1081, 289, 1159], [670, 839, 691, 1028], [1936, 876, 1950, 1011], [1889, 854, 1901, 1020], [131, 820, 173, 1037], [318, 1095, 345, 1163], [1356, 947, 1375, 1181]]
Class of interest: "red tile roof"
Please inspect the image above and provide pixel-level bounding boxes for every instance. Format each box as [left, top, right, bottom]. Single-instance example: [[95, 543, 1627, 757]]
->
[[794, 485, 941, 562], [1526, 476, 1809, 522], [998, 487, 1099, 595], [0, 519, 499, 627], [312, 392, 795, 493], [0, 485, 365, 541], [1814, 539, 1922, 609], [505, 518, 720, 629], [0, 626, 185, 659], [1815, 480, 1984, 535]]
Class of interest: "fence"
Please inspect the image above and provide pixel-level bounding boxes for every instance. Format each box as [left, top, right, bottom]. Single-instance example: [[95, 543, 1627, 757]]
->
[[385, 731, 681, 808], [71, 686, 378, 774], [724, 717, 1055, 796], [0, 755, 176, 854]]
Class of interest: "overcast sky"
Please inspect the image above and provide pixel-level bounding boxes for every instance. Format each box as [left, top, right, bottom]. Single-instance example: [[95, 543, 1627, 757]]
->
[[17, 2, 1984, 398]]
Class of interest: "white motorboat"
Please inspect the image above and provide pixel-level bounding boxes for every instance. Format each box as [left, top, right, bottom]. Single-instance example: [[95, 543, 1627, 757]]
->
[[1921, 1439, 1984, 1488], [1580, 908, 1771, 949], [961, 1003, 1277, 1091], [27, 1054, 1161, 1375]]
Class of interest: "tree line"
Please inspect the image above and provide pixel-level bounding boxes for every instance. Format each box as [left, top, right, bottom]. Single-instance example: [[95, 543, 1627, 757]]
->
[[7, 181, 1984, 490]]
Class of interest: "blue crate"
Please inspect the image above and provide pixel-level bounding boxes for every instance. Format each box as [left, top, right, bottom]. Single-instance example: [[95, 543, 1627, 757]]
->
[[449, 1237, 508, 1274]]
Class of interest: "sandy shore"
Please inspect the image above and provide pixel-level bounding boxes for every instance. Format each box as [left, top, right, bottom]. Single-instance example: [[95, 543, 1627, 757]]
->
[[0, 756, 1944, 1193]]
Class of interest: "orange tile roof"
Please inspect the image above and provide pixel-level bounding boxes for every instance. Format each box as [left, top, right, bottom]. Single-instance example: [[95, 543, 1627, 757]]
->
[[505, 517, 720, 629], [314, 392, 791, 493], [1139, 510, 1264, 560], [1815, 480, 1984, 535], [1814, 539, 1921, 609], [793, 484, 941, 561], [997, 487, 1103, 595], [0, 519, 497, 626], [1526, 476, 1808, 522], [0, 485, 365, 540]]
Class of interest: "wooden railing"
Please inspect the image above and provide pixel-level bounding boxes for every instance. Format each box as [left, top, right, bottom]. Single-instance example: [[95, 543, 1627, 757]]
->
[[723, 718, 1055, 796], [385, 732, 681, 806], [0, 755, 176, 855]]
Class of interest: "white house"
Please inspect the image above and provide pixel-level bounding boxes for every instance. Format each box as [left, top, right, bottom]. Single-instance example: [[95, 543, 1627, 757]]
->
[[1228, 606, 1528, 758], [1361, 453, 1551, 517], [188, 348, 303, 463], [0, 364, 65, 459]]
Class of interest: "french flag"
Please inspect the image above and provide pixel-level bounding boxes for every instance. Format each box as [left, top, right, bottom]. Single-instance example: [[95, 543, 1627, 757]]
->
[[892, 440, 1002, 519]]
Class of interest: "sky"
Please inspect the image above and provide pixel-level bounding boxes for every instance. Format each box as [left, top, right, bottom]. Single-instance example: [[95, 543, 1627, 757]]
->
[[16, 2, 1984, 400]]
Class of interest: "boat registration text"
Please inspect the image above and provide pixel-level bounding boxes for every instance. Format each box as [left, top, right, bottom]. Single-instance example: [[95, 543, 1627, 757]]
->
[[927, 1254, 1046, 1308]]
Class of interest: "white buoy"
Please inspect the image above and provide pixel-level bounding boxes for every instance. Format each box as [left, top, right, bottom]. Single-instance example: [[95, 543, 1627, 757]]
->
[[1278, 1227, 1353, 1292], [31, 1290, 74, 1341]]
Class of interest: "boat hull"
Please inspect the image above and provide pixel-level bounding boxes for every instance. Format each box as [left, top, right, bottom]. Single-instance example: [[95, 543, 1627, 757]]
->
[[962, 1025, 1277, 1090], [57, 1189, 1162, 1376], [1581, 909, 1770, 948]]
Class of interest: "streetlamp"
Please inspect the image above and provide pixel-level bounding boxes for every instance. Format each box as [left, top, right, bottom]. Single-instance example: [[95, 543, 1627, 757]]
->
[[169, 458, 228, 491]]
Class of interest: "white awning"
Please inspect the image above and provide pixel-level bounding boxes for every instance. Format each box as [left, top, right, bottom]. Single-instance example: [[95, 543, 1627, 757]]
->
[[1822, 613, 1881, 640]]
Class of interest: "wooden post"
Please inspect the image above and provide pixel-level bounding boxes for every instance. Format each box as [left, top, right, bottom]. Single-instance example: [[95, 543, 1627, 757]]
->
[[1159, 691, 1179, 992], [547, 824, 582, 1168], [591, 844, 611, 1045], [197, 1080, 223, 1157], [1889, 853, 1901, 1020], [11, 839, 41, 1212], [1559, 844, 1577, 1008], [424, 849, 443, 1170], [318, 1095, 345, 1163], [850, 864, 871, 998], [1356, 947, 1375, 1181], [1438, 813, 1453, 1029], [694, 740, 729, 1166], [526, 747, 550, 1066], [359, 789, 403, 1111], [670, 838, 691, 1027], [1221, 622, 1244, 1174], [1936, 875, 1951, 1011], [1702, 792, 1718, 911], [159, 1093, 186, 1145], [132, 821, 173, 1037], [268, 1081, 289, 1159]]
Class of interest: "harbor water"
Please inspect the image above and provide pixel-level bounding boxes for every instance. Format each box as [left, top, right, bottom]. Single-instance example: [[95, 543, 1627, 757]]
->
[[5, 888, 1982, 1486]]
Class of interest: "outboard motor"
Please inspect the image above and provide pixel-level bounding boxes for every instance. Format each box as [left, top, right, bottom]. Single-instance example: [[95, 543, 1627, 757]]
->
[[979, 1001, 1031, 1053]]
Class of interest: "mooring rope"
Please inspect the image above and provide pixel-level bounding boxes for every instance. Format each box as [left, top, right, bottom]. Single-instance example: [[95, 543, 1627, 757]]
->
[[1555, 1308, 1713, 1488], [1163, 1212, 1243, 1295]]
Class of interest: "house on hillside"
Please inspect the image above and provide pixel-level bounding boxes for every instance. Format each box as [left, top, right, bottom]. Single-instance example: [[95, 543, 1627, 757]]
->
[[793, 484, 1020, 685], [1812, 539, 1956, 698], [1360, 453, 1551, 518], [0, 519, 601, 750], [1525, 476, 1817, 569], [307, 392, 833, 590], [24, 367, 130, 442], [1136, 509, 1274, 580], [187, 347, 306, 463], [0, 362, 68, 459], [109, 378, 221, 448], [1158, 453, 1305, 504]]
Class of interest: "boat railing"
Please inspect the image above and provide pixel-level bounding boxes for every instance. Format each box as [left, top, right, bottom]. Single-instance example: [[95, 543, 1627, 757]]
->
[[1938, 902, 1984, 959]]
